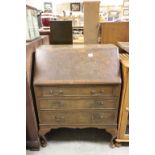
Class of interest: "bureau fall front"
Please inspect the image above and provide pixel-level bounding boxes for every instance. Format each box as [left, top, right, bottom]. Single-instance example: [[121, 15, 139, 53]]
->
[[33, 44, 122, 147]]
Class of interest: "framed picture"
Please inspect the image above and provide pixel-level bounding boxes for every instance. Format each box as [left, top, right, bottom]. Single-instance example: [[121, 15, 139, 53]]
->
[[70, 3, 80, 11], [44, 2, 52, 13], [108, 10, 120, 21], [123, 0, 129, 8], [123, 9, 129, 16]]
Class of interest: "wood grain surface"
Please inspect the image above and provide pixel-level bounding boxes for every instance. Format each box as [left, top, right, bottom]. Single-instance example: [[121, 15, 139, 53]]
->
[[34, 44, 121, 85]]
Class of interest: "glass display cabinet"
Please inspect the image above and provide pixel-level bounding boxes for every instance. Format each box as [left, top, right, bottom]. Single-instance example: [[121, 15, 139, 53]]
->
[[26, 5, 40, 42]]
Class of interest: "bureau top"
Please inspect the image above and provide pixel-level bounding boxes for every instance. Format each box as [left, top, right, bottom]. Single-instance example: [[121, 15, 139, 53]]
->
[[34, 44, 121, 85]]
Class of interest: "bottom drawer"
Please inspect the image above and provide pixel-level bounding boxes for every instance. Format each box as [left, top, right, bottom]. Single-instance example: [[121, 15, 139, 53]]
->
[[39, 110, 116, 125]]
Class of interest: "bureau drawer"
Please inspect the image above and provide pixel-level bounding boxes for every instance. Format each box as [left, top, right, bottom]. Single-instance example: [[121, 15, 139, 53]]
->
[[38, 98, 118, 109], [35, 85, 120, 97], [39, 110, 116, 125]]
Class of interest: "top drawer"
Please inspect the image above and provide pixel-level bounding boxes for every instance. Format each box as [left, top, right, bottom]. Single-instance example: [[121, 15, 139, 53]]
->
[[34, 85, 121, 97]]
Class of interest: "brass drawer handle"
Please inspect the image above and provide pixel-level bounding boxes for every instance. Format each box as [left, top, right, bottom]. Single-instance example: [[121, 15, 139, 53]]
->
[[54, 90, 64, 96], [100, 115, 105, 119], [54, 116, 64, 122], [49, 101, 64, 107], [50, 89, 53, 95], [49, 89, 64, 96], [91, 90, 105, 96], [58, 90, 63, 95], [95, 101, 105, 105], [92, 114, 108, 121], [91, 90, 96, 94]]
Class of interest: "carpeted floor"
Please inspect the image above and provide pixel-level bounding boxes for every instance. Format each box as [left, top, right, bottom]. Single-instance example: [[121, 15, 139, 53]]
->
[[26, 128, 129, 155]]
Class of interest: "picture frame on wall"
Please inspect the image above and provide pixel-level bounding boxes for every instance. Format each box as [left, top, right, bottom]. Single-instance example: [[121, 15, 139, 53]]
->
[[44, 2, 52, 13], [70, 3, 80, 11], [108, 10, 120, 21], [123, 9, 129, 16], [123, 0, 129, 8]]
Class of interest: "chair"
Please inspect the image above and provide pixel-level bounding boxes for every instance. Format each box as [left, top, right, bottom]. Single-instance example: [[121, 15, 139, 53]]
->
[[50, 20, 73, 44]]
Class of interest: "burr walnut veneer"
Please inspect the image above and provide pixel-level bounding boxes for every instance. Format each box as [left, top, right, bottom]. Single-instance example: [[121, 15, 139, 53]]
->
[[33, 44, 122, 146]]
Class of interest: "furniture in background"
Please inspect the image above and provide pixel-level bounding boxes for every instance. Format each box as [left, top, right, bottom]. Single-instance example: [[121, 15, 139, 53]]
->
[[84, 1, 100, 43], [26, 77, 40, 150], [117, 42, 129, 53], [33, 44, 122, 147], [39, 28, 51, 45], [50, 21, 73, 44], [41, 13, 54, 28], [39, 26, 84, 44], [39, 28, 50, 35], [116, 53, 129, 144], [26, 35, 49, 150], [26, 5, 40, 42], [100, 22, 129, 45], [26, 35, 49, 83]]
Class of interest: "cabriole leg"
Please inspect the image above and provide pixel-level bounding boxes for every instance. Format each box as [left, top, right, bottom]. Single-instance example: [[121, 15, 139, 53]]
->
[[39, 135, 47, 147], [105, 128, 117, 148], [39, 127, 51, 147]]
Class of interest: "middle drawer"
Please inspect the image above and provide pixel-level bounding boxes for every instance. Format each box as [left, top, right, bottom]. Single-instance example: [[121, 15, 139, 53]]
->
[[38, 98, 118, 109]]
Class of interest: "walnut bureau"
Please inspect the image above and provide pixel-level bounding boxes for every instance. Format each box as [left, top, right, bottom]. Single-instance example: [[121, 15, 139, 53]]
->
[[33, 44, 122, 147]]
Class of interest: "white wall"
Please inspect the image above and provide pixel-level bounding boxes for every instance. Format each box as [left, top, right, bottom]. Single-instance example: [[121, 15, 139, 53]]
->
[[26, 0, 83, 10], [26, 0, 83, 15], [26, 0, 124, 12], [100, 0, 123, 5], [26, 0, 46, 10]]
